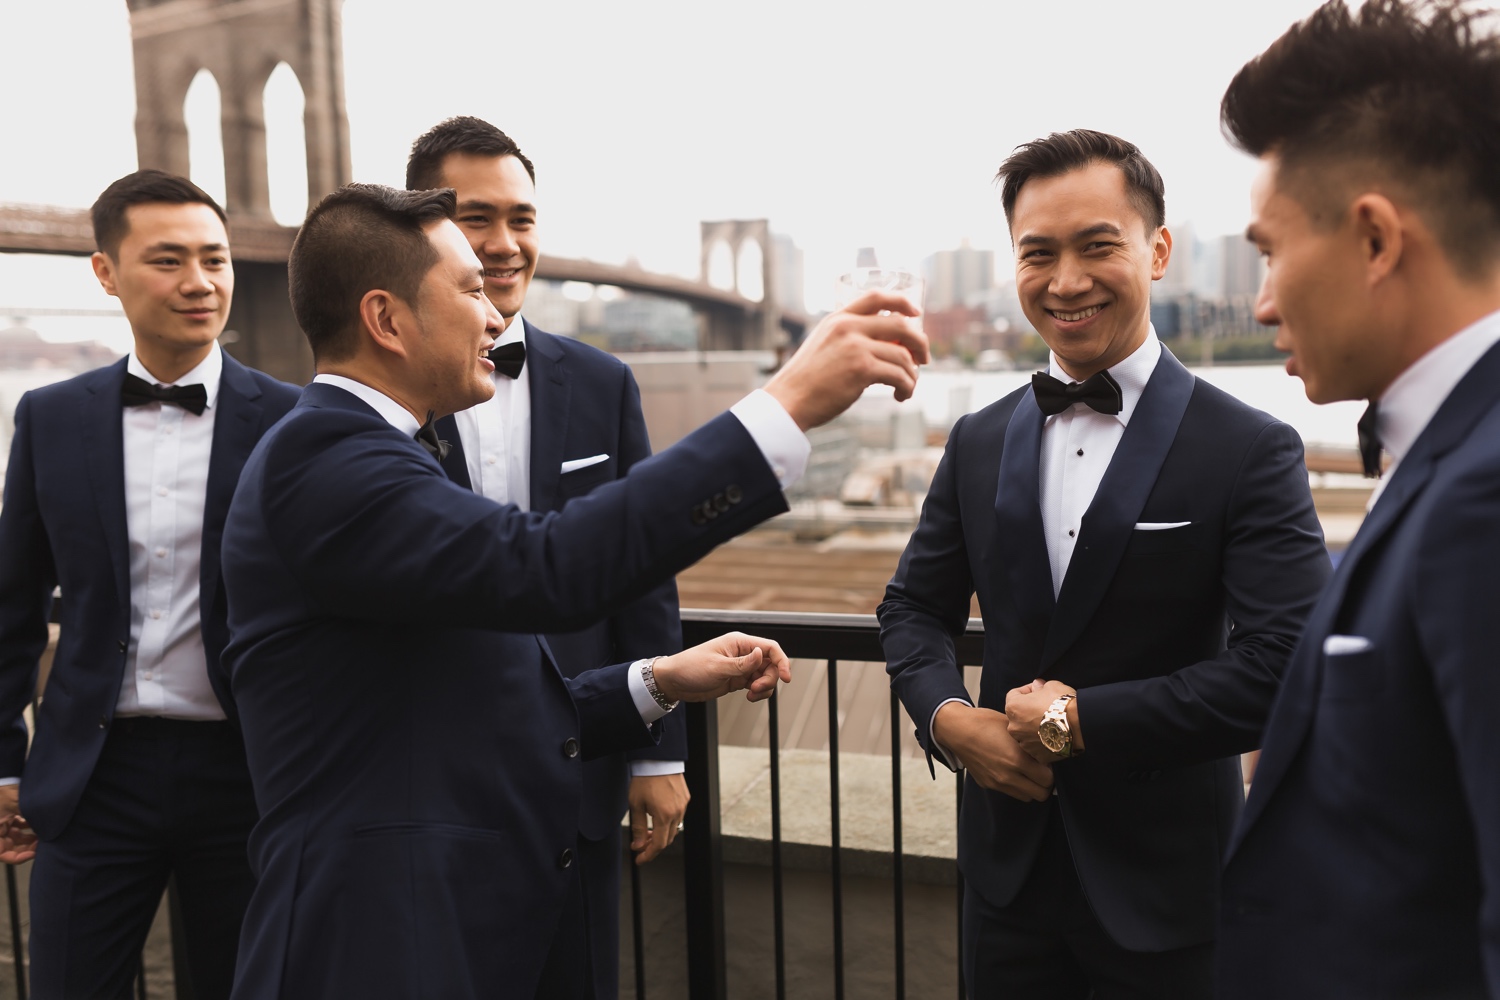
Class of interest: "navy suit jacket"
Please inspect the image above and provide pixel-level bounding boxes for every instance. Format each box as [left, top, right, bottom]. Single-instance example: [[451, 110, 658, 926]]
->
[[437, 322, 685, 841], [1219, 340, 1500, 999], [0, 353, 299, 840], [221, 382, 785, 999], [879, 348, 1329, 952]]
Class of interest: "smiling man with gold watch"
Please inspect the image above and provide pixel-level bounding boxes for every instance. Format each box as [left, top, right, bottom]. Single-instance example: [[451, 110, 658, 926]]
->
[[879, 130, 1330, 998]]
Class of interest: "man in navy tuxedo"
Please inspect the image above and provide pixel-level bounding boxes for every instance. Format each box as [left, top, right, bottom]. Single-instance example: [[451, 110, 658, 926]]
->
[[878, 131, 1330, 997], [219, 182, 927, 998], [1218, 3, 1500, 996], [0, 171, 300, 998], [405, 118, 688, 997]]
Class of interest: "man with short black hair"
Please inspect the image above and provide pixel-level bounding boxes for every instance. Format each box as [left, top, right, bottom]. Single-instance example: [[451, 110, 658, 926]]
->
[[0, 169, 300, 998], [1219, 2, 1500, 995], [407, 116, 686, 998], [879, 129, 1329, 997], [221, 182, 927, 997]]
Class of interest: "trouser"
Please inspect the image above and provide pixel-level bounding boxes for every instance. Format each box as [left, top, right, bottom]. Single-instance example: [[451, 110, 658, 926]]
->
[[28, 717, 258, 1000], [962, 801, 1214, 999]]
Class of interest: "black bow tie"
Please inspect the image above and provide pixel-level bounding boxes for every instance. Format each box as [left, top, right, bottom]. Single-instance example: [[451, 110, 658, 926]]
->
[[415, 411, 451, 461], [489, 341, 526, 380], [1357, 400, 1383, 479], [121, 372, 208, 416], [1031, 369, 1123, 417]]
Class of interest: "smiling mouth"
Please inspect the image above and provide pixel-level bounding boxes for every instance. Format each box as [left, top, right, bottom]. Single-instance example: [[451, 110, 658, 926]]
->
[[484, 267, 523, 282], [1048, 304, 1105, 322]]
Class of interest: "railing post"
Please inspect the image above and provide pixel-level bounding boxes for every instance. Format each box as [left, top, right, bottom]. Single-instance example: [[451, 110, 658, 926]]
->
[[682, 701, 727, 1000]]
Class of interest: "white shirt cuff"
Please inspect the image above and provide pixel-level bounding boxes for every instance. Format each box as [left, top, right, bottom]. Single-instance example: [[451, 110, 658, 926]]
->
[[630, 759, 686, 777], [0, 777, 18, 787], [729, 389, 811, 489], [628, 658, 673, 725], [928, 697, 973, 772]]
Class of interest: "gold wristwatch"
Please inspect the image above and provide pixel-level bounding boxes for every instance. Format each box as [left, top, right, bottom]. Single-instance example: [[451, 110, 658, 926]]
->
[[1038, 694, 1076, 758]]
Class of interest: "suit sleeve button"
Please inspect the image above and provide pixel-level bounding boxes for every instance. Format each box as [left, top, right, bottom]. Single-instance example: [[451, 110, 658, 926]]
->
[[703, 503, 719, 520], [558, 848, 574, 869], [690, 507, 707, 526], [725, 485, 743, 504], [712, 493, 730, 513], [562, 738, 580, 759]]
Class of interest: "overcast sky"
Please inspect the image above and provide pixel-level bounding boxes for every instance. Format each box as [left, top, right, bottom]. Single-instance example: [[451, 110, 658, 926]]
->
[[0, 0, 1328, 336]]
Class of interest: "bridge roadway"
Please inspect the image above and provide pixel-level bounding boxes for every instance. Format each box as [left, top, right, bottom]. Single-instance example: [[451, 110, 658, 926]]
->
[[0, 202, 808, 327]]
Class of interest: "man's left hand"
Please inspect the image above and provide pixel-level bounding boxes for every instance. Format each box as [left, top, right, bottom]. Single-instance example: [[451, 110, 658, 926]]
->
[[1005, 679, 1082, 763], [628, 773, 691, 865]]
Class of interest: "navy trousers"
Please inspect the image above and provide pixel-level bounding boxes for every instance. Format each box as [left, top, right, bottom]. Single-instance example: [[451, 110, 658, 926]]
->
[[962, 801, 1214, 999], [28, 717, 257, 1000]]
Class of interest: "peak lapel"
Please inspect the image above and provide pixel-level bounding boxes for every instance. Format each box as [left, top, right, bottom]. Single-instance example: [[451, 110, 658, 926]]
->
[[81, 361, 131, 611], [1233, 338, 1500, 849], [993, 390, 1055, 634], [200, 357, 265, 617], [1040, 350, 1194, 668], [526, 325, 570, 512]]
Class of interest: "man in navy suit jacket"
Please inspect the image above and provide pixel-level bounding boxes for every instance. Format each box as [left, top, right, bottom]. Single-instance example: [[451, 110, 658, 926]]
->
[[220, 182, 927, 998], [878, 131, 1329, 997], [406, 118, 690, 997], [1218, 3, 1500, 995], [0, 171, 299, 999]]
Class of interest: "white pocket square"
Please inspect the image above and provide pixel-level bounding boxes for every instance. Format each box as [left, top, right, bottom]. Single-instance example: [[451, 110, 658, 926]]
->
[[1323, 634, 1374, 655], [1133, 521, 1192, 531], [560, 454, 609, 474]]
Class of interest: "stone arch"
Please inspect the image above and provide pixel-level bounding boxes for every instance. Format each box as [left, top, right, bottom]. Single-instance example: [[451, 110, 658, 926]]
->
[[263, 62, 309, 226], [183, 67, 227, 206], [735, 238, 764, 302], [127, 0, 351, 219]]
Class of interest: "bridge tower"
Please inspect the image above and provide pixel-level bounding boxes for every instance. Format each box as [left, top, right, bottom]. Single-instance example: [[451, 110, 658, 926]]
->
[[699, 220, 782, 352], [125, 0, 353, 381]]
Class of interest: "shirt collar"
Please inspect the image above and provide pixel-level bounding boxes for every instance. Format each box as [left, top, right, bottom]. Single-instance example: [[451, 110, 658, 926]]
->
[[1376, 308, 1500, 466], [311, 373, 423, 438], [496, 314, 527, 349], [1047, 325, 1162, 425], [127, 344, 224, 409]]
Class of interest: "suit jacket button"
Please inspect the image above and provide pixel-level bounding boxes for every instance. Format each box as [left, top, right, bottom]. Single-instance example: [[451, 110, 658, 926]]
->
[[563, 737, 580, 759], [725, 485, 742, 504], [99, 715, 109, 729], [117, 639, 127, 653], [712, 493, 730, 513], [558, 848, 574, 870]]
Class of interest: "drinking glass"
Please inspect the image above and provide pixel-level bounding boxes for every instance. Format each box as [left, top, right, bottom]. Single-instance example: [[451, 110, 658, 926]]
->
[[834, 266, 925, 332]]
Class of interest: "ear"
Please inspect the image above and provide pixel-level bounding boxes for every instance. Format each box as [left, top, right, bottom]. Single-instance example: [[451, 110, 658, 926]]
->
[[1350, 193, 1403, 286], [356, 289, 413, 360], [1150, 225, 1173, 281], [91, 251, 118, 296]]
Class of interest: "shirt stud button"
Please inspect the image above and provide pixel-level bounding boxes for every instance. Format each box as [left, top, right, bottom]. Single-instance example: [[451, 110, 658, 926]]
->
[[1068, 529, 1076, 538], [1076, 448, 1084, 456]]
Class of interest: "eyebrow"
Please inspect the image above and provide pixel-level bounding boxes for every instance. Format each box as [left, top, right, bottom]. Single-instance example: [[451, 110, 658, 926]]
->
[[455, 199, 537, 216], [465, 266, 485, 287], [141, 241, 228, 254], [1016, 223, 1123, 249]]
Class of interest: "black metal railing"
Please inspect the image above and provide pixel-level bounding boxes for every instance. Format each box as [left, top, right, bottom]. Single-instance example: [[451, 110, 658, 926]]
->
[[652, 608, 984, 1000]]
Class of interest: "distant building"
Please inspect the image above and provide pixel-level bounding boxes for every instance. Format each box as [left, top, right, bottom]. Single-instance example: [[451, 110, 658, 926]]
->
[[1220, 234, 1265, 299], [602, 293, 698, 352], [0, 318, 119, 372], [772, 233, 805, 314], [924, 241, 995, 312], [518, 280, 580, 336]]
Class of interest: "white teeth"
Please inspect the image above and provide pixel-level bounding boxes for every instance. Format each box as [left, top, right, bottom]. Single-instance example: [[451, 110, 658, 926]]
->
[[1052, 305, 1103, 322]]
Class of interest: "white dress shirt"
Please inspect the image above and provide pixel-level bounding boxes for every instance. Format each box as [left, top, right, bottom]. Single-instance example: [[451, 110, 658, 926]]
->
[[1366, 309, 1500, 510], [931, 328, 1162, 768], [117, 346, 226, 721], [454, 317, 532, 510], [310, 370, 811, 729]]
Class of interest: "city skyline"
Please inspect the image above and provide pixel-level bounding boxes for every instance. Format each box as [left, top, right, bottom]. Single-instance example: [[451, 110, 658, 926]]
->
[[0, 0, 1327, 346]]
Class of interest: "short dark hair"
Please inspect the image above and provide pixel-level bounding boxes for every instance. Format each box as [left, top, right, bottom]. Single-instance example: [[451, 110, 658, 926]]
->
[[288, 184, 457, 362], [1221, 0, 1500, 269], [90, 169, 228, 259], [996, 130, 1166, 234], [405, 116, 536, 191]]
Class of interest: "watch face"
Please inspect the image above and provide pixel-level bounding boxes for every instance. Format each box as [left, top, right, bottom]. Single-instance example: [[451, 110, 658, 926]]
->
[[1039, 720, 1067, 754]]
